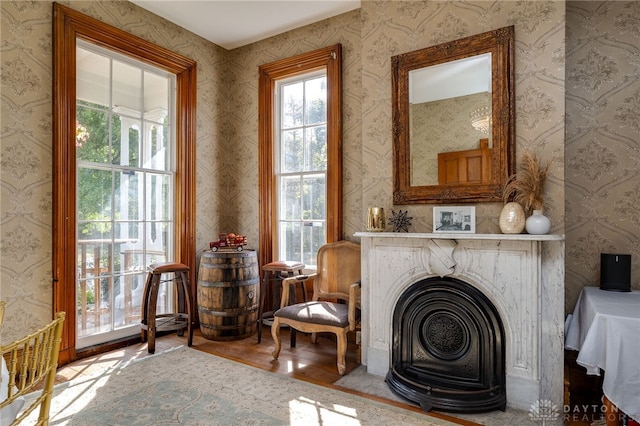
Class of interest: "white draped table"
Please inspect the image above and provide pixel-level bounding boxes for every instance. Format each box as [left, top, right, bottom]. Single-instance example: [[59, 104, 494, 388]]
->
[[565, 286, 640, 423]]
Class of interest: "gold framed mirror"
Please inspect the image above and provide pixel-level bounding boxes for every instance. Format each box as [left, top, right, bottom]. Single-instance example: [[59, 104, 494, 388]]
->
[[392, 26, 515, 204]]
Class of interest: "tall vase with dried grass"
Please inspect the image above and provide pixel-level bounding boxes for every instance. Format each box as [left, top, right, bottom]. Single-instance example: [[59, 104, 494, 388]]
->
[[502, 151, 551, 235]]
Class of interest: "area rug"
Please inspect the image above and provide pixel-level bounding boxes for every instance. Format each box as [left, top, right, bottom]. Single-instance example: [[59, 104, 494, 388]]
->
[[334, 366, 541, 426], [25, 346, 466, 425]]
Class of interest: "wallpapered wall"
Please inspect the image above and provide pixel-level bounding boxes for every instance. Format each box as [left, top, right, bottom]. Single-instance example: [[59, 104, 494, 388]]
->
[[565, 1, 640, 310], [1, 0, 636, 343], [0, 0, 222, 341], [0, 0, 363, 343], [359, 0, 565, 234], [222, 9, 363, 245]]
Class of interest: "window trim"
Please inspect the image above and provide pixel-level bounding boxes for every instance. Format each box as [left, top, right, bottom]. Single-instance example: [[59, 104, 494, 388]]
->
[[258, 44, 342, 272], [53, 3, 196, 364]]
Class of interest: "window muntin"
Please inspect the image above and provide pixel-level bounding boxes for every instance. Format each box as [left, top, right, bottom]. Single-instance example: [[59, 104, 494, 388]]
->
[[75, 40, 176, 347], [276, 72, 327, 267]]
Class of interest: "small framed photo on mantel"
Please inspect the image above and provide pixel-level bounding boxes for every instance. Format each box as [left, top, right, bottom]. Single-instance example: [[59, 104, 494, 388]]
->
[[433, 206, 476, 233]]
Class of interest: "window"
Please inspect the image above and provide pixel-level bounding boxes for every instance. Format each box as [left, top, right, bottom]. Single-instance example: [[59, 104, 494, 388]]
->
[[53, 3, 196, 363], [75, 41, 177, 347], [258, 45, 342, 271], [276, 71, 327, 266]]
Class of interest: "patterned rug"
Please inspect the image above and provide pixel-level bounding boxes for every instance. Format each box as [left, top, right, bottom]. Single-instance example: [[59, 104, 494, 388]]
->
[[334, 366, 539, 426], [26, 346, 465, 425]]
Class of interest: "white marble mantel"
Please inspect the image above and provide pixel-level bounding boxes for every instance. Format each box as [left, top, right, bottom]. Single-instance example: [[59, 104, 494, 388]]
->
[[354, 232, 565, 414]]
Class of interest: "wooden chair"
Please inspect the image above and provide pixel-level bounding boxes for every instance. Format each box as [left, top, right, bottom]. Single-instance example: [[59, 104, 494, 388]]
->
[[0, 312, 65, 426], [271, 240, 361, 375]]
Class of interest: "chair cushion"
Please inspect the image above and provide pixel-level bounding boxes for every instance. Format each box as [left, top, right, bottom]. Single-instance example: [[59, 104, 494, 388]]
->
[[275, 301, 351, 327], [263, 260, 305, 272]]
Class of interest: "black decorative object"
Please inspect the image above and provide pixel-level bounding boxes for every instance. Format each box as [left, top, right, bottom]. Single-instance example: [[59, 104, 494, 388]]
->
[[600, 253, 631, 292], [389, 209, 412, 232]]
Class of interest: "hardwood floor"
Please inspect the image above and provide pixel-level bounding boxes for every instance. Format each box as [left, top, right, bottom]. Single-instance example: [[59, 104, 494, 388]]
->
[[55, 328, 360, 387], [53, 327, 367, 395], [54, 326, 605, 426]]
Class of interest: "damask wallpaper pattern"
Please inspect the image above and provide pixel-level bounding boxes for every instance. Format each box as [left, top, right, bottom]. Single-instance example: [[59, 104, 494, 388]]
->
[[0, 0, 636, 342], [359, 0, 565, 234], [565, 1, 640, 310], [223, 9, 363, 244], [0, 0, 223, 341]]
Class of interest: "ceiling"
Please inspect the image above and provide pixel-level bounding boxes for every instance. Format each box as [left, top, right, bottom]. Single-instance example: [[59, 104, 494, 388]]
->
[[411, 53, 491, 104], [130, 0, 361, 50]]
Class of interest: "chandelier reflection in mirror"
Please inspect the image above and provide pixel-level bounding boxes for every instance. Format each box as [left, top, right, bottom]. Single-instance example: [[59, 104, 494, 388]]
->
[[470, 105, 491, 134]]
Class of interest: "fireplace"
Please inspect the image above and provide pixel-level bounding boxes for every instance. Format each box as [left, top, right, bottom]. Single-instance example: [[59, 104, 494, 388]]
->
[[354, 232, 565, 416], [387, 276, 506, 413]]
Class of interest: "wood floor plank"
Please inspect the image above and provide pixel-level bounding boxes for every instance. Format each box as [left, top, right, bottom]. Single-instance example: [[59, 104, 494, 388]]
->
[[191, 326, 359, 384]]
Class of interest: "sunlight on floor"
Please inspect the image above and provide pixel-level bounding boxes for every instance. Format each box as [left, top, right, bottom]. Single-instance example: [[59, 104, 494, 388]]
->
[[22, 373, 108, 425], [289, 396, 361, 425], [286, 359, 308, 373]]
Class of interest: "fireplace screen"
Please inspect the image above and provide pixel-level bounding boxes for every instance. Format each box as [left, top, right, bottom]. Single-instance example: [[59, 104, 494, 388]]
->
[[386, 276, 506, 413]]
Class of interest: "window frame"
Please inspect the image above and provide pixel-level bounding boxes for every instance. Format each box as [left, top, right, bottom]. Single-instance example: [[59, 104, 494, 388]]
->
[[258, 44, 342, 272], [53, 3, 196, 364]]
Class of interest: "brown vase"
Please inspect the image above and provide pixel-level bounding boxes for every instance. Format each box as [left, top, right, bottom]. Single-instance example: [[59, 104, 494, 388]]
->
[[499, 202, 525, 234]]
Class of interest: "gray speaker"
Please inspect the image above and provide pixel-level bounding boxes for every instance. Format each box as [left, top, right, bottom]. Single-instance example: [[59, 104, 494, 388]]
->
[[600, 253, 631, 292]]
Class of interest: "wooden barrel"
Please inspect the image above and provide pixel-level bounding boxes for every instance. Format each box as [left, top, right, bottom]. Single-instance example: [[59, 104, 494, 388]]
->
[[197, 250, 259, 340]]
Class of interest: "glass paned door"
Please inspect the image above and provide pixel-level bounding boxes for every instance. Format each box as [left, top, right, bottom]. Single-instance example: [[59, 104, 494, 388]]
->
[[75, 41, 175, 348]]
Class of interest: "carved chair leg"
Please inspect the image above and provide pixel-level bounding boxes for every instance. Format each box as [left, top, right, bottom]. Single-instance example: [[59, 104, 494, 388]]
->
[[271, 317, 282, 359], [336, 331, 347, 375], [311, 332, 317, 344]]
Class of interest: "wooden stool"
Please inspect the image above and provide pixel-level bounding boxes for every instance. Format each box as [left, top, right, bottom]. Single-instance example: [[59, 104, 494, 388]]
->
[[257, 260, 305, 344], [141, 262, 193, 354]]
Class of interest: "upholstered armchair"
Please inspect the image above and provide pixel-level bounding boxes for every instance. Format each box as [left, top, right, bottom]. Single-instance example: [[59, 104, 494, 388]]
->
[[270, 240, 361, 375]]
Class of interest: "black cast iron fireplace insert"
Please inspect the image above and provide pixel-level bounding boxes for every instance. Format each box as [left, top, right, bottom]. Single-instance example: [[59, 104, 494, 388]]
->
[[386, 277, 506, 413]]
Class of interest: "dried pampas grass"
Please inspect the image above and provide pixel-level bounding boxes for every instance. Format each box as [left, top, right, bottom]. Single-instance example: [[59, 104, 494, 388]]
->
[[503, 151, 549, 213]]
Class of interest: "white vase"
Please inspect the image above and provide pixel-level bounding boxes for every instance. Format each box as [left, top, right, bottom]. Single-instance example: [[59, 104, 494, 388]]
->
[[525, 209, 550, 235], [499, 202, 525, 234]]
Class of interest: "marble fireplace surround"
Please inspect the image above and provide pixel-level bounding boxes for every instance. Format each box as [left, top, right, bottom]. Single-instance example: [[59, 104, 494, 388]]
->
[[354, 232, 565, 413]]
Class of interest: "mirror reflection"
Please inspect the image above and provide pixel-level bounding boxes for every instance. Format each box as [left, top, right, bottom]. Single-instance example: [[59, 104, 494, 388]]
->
[[392, 25, 515, 204], [410, 53, 492, 186]]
